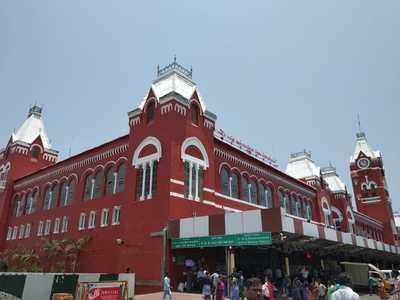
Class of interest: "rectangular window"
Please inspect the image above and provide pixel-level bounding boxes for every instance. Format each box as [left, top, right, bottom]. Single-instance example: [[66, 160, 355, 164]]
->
[[184, 161, 190, 198], [44, 220, 51, 235], [112, 206, 121, 225], [12, 226, 18, 240], [6, 226, 12, 240], [88, 211, 96, 229], [79, 213, 86, 230], [61, 216, 69, 233], [18, 224, 25, 239], [24, 223, 31, 238], [37, 221, 44, 236], [101, 208, 109, 227], [53, 218, 61, 234]]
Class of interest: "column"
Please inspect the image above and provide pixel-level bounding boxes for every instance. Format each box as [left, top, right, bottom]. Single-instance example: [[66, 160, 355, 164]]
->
[[229, 177, 233, 197], [90, 178, 95, 200], [285, 256, 290, 277], [141, 163, 147, 201], [113, 172, 118, 194], [195, 164, 199, 201], [188, 161, 193, 199], [148, 160, 154, 199]]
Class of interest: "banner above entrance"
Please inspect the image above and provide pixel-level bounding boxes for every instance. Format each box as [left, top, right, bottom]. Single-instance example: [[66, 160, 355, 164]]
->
[[172, 232, 272, 249]]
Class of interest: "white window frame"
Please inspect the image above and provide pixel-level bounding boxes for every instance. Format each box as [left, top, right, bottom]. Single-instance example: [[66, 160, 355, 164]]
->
[[61, 216, 69, 233], [88, 211, 96, 229], [24, 223, 31, 238], [6, 226, 12, 240], [12, 226, 18, 240], [44, 219, 51, 235], [112, 206, 121, 225], [101, 208, 109, 227], [18, 224, 25, 239], [78, 213, 86, 231], [37, 221, 44, 236], [53, 218, 61, 234]]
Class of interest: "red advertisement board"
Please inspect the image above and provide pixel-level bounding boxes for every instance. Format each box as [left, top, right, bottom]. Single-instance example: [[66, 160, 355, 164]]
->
[[86, 286, 121, 300]]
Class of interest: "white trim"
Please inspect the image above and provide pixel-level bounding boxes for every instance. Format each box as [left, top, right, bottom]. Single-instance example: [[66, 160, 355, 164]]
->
[[170, 178, 184, 186], [101, 208, 109, 227], [170, 192, 185, 199], [53, 218, 60, 234], [203, 187, 215, 193], [133, 136, 162, 167], [78, 213, 86, 231], [203, 200, 242, 213], [181, 137, 209, 169], [88, 210, 96, 229], [214, 191, 266, 209], [112, 206, 121, 225]]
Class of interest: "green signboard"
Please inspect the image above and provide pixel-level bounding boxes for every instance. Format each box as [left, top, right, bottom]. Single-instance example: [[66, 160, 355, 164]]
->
[[172, 232, 272, 249]]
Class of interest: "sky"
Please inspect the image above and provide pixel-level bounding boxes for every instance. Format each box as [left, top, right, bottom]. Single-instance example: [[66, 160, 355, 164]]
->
[[0, 1, 399, 209]]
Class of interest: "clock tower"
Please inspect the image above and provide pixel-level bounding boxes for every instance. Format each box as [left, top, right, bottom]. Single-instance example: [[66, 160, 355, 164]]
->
[[349, 130, 396, 244]]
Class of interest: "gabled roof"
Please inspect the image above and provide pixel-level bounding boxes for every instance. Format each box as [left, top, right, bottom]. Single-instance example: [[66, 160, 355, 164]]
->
[[285, 150, 320, 180], [350, 132, 381, 163], [321, 165, 346, 193], [12, 106, 52, 149]]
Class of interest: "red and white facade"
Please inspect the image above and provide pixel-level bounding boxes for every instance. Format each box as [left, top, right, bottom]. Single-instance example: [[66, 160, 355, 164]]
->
[[0, 61, 398, 292]]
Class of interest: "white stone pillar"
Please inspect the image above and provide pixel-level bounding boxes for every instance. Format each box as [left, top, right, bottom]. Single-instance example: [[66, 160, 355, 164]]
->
[[188, 161, 193, 200], [113, 172, 118, 194], [148, 160, 154, 199], [140, 163, 147, 200], [195, 164, 200, 201]]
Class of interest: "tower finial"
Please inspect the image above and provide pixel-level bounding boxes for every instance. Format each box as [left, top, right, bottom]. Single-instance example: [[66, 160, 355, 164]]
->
[[357, 113, 362, 133], [173, 55, 177, 63]]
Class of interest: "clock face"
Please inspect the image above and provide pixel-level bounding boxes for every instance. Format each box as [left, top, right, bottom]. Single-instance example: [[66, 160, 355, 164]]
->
[[357, 158, 370, 169]]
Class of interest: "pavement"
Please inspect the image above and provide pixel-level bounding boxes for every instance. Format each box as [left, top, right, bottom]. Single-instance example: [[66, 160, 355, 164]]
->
[[135, 292, 385, 300]]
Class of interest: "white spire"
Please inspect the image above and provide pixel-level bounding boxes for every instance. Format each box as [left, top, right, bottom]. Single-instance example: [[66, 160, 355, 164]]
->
[[12, 105, 52, 149], [321, 165, 346, 192], [286, 150, 320, 180], [350, 132, 381, 163]]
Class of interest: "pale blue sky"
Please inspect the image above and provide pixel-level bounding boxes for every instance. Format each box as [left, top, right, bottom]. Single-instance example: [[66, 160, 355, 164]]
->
[[0, 1, 399, 209]]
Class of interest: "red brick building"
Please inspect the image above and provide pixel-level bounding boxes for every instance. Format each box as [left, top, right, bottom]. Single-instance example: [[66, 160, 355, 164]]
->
[[0, 60, 398, 292]]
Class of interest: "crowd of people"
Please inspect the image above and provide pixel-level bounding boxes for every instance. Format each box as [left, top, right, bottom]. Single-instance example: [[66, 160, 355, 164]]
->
[[165, 265, 400, 300]]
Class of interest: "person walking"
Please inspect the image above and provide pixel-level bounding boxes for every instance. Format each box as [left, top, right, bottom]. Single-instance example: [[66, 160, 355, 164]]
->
[[163, 272, 172, 300], [202, 272, 212, 300], [215, 277, 225, 300], [292, 276, 303, 300], [230, 278, 240, 300], [318, 280, 327, 300], [310, 279, 319, 300], [331, 273, 360, 300], [262, 277, 275, 300]]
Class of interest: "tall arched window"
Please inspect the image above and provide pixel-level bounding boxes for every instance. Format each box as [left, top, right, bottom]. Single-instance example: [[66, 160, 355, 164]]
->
[[321, 197, 331, 226], [265, 186, 273, 208], [43, 186, 52, 210], [61, 179, 75, 207], [361, 183, 369, 197], [93, 170, 103, 199], [231, 172, 239, 199], [181, 137, 209, 201], [241, 176, 249, 202], [370, 182, 377, 196], [116, 163, 126, 193], [83, 174, 94, 201], [295, 198, 302, 217], [146, 102, 155, 124], [133, 137, 162, 200], [304, 201, 312, 220], [250, 180, 258, 204], [279, 190, 289, 213], [291, 195, 297, 215], [191, 103, 199, 125], [221, 168, 230, 196], [12, 195, 20, 217], [259, 184, 266, 207], [105, 166, 116, 196]]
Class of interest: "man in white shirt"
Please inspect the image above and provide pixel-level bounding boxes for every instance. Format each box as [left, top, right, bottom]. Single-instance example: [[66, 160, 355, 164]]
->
[[163, 273, 172, 300], [332, 273, 360, 300]]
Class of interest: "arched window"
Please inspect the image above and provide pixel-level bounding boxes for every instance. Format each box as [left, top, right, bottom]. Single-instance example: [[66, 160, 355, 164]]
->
[[116, 163, 126, 193], [191, 103, 199, 125], [133, 137, 162, 200], [83, 174, 94, 201], [304, 201, 312, 220], [12, 195, 20, 217], [291, 195, 297, 215], [361, 183, 369, 197], [43, 186, 53, 210], [146, 102, 155, 124], [93, 170, 103, 199], [221, 167, 230, 196], [25, 192, 32, 215], [17, 194, 26, 217], [231, 172, 239, 199], [259, 184, 266, 207], [295, 197, 302, 217], [181, 137, 208, 201], [321, 197, 331, 226], [105, 166, 116, 196], [241, 176, 249, 202], [279, 190, 289, 213], [250, 180, 258, 204], [265, 186, 273, 208], [31, 146, 41, 159], [370, 182, 377, 196], [61, 179, 75, 207]]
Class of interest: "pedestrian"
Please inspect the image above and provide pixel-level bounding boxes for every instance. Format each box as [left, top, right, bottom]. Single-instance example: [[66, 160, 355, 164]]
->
[[163, 272, 172, 300], [262, 277, 275, 300], [318, 280, 327, 300], [211, 271, 219, 300], [331, 273, 360, 300], [202, 272, 212, 300], [230, 278, 240, 300], [368, 274, 377, 296], [302, 281, 311, 300], [310, 279, 319, 300], [292, 276, 303, 300], [216, 277, 225, 300], [326, 281, 337, 300]]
